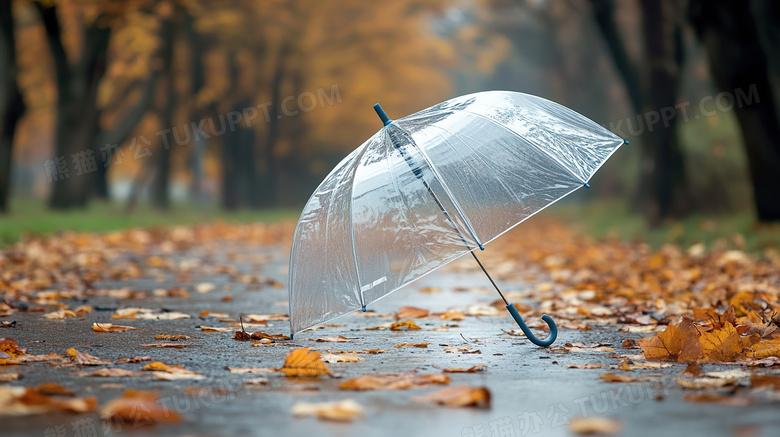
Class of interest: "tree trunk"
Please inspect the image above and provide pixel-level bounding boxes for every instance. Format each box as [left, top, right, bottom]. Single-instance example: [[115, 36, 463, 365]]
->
[[35, 3, 111, 210], [0, 1, 25, 213], [591, 0, 688, 224], [689, 0, 780, 222], [638, 0, 687, 225], [150, 9, 176, 210]]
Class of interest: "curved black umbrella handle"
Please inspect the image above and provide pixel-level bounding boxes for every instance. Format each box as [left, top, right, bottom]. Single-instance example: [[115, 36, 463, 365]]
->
[[506, 304, 557, 347]]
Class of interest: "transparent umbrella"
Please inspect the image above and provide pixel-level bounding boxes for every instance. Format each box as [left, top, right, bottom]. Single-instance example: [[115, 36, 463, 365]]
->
[[288, 90, 627, 346]]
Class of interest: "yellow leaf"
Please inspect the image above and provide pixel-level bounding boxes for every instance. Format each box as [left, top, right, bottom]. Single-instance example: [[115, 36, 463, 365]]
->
[[279, 348, 331, 377]]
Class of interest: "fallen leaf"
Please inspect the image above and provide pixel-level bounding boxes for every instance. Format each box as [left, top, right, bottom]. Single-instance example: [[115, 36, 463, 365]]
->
[[154, 334, 189, 340], [153, 367, 204, 381], [412, 385, 491, 408], [35, 383, 73, 396], [314, 336, 350, 343], [340, 372, 449, 390], [0, 373, 20, 382], [439, 309, 466, 321], [463, 305, 501, 316], [566, 363, 603, 369], [750, 373, 780, 390], [748, 338, 780, 359], [680, 363, 704, 377], [398, 306, 429, 319], [245, 314, 288, 322], [250, 332, 290, 341], [442, 364, 487, 373], [394, 343, 430, 348], [699, 322, 743, 362], [92, 323, 143, 333], [0, 338, 25, 357], [227, 367, 277, 374], [569, 417, 622, 435], [390, 320, 421, 331], [683, 393, 754, 406], [112, 308, 190, 320], [599, 373, 656, 383], [291, 399, 364, 422], [100, 389, 181, 424], [83, 368, 144, 377], [320, 353, 364, 363], [142, 362, 173, 371], [637, 318, 702, 362], [279, 348, 331, 377], [199, 326, 234, 332], [139, 343, 188, 348], [65, 348, 112, 366], [0, 386, 96, 416], [444, 345, 480, 354], [116, 356, 151, 364], [195, 283, 216, 294], [42, 309, 78, 319]]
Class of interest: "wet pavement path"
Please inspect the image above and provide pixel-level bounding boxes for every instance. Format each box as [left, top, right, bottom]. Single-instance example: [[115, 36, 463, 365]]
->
[[1, 237, 778, 437]]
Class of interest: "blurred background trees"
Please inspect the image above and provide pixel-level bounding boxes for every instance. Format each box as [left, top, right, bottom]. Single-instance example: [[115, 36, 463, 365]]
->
[[0, 0, 779, 225]]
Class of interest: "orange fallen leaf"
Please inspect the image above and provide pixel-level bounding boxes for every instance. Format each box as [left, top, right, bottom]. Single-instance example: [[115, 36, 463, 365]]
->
[[0, 338, 25, 357], [569, 417, 622, 435], [0, 386, 96, 416], [637, 318, 702, 362], [66, 348, 112, 366], [699, 322, 743, 362], [442, 364, 487, 373], [100, 389, 181, 424], [398, 306, 429, 319], [142, 361, 173, 371], [279, 348, 331, 377], [92, 323, 143, 333], [439, 309, 466, 321], [681, 363, 704, 377], [750, 373, 780, 390], [390, 320, 421, 331], [340, 372, 449, 390], [747, 338, 780, 359], [250, 332, 290, 341], [36, 383, 73, 396], [394, 342, 430, 348], [683, 393, 754, 406], [154, 335, 189, 340], [412, 385, 491, 408]]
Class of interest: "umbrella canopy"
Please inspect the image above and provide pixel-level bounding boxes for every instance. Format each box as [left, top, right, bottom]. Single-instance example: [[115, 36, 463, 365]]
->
[[289, 90, 626, 337]]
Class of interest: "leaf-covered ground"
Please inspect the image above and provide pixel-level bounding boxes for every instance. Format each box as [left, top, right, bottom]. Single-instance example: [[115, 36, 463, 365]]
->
[[1, 220, 779, 437]]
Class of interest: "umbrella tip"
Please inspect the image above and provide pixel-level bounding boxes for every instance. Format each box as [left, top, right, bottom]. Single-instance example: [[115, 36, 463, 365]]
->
[[584, 183, 590, 189], [373, 103, 392, 126], [362, 305, 366, 312], [290, 333, 294, 340], [623, 139, 630, 145]]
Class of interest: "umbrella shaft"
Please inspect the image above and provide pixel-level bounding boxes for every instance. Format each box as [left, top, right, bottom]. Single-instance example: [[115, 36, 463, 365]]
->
[[470, 251, 509, 305]]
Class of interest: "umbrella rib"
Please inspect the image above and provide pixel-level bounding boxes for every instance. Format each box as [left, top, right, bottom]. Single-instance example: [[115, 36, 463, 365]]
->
[[427, 108, 589, 186], [401, 129, 485, 250], [347, 141, 374, 311]]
